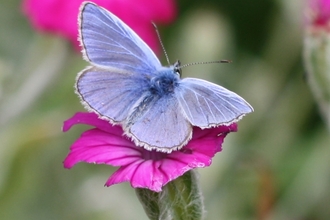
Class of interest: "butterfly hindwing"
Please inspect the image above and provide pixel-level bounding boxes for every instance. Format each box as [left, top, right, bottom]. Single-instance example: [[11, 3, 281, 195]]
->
[[177, 78, 253, 128], [125, 94, 192, 152], [79, 2, 161, 74]]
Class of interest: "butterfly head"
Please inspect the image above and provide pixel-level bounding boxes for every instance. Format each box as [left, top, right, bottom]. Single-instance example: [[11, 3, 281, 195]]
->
[[173, 60, 182, 77]]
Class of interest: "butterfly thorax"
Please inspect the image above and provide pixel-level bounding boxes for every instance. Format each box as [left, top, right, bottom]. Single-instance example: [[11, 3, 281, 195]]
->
[[149, 68, 180, 96]]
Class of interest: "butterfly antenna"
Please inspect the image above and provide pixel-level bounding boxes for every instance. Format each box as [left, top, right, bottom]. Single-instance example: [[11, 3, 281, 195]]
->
[[178, 60, 232, 69], [152, 22, 170, 65]]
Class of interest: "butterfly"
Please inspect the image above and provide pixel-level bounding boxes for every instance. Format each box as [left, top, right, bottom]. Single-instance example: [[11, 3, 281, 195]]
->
[[76, 2, 253, 153]]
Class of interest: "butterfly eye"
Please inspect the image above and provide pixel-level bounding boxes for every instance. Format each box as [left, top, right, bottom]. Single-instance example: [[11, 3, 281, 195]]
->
[[173, 60, 182, 76]]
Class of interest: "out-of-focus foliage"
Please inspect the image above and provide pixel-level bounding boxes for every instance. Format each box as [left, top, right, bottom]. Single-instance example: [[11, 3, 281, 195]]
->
[[0, 0, 329, 219]]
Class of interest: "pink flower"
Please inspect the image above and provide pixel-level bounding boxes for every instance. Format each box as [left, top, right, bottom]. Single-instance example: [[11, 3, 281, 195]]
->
[[63, 112, 237, 192], [22, 0, 176, 53], [305, 0, 330, 29]]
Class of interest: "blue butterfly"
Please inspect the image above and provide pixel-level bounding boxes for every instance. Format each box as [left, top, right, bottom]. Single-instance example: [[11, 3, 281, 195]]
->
[[76, 2, 253, 153]]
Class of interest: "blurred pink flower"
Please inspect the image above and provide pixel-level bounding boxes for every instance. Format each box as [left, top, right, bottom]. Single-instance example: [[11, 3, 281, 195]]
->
[[306, 0, 330, 29], [63, 112, 237, 192], [22, 0, 176, 53]]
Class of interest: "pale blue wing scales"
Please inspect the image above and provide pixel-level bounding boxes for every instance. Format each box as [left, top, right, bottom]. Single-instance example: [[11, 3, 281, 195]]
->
[[79, 2, 161, 74], [177, 78, 253, 127], [76, 67, 150, 123], [125, 95, 192, 152]]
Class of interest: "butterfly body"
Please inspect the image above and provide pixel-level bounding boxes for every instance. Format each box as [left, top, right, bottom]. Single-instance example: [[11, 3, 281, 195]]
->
[[151, 67, 179, 93], [76, 2, 253, 152]]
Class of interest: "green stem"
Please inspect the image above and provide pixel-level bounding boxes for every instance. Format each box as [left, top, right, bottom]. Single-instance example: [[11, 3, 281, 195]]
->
[[135, 170, 204, 220]]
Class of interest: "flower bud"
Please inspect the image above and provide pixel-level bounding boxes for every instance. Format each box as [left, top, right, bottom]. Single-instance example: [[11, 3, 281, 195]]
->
[[304, 0, 330, 129]]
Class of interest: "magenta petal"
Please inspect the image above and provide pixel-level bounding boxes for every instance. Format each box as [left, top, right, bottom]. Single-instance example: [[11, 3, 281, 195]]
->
[[129, 160, 165, 192], [306, 0, 330, 28], [192, 124, 237, 139], [63, 112, 237, 191], [22, 0, 177, 52], [62, 112, 121, 135], [64, 129, 142, 168], [105, 160, 165, 192]]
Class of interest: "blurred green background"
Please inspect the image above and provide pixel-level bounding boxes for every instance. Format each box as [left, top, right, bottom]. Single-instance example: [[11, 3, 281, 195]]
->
[[1, 0, 329, 219]]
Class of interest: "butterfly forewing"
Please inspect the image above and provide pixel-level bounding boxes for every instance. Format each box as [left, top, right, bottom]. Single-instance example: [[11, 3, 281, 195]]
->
[[76, 67, 151, 123], [79, 2, 161, 74], [177, 78, 253, 128]]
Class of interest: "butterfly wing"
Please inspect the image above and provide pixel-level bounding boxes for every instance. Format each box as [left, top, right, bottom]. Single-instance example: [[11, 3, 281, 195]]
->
[[125, 94, 192, 153], [177, 78, 253, 127], [79, 2, 161, 74], [76, 67, 151, 123], [77, 3, 163, 123]]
